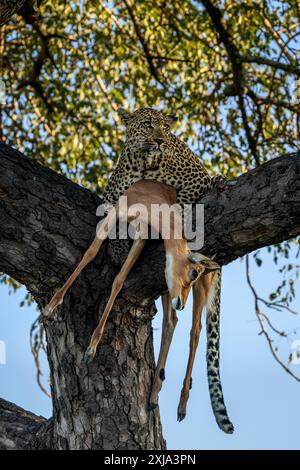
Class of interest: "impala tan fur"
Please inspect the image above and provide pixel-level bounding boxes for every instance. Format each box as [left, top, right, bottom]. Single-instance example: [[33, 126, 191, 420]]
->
[[44, 180, 220, 411]]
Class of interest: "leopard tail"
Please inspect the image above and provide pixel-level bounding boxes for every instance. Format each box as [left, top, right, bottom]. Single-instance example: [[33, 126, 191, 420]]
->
[[206, 269, 234, 433]]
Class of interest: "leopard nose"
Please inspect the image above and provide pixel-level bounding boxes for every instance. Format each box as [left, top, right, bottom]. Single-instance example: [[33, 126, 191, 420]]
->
[[140, 142, 156, 151]]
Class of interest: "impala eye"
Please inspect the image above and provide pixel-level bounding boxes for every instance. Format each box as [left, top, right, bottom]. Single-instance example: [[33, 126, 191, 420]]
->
[[190, 268, 198, 281]]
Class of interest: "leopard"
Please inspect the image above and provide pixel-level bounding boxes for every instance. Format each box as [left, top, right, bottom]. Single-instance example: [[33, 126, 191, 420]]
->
[[103, 107, 233, 434], [105, 108, 215, 205]]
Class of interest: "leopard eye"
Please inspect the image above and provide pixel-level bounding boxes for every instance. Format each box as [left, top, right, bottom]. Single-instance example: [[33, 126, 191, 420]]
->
[[190, 268, 198, 281], [144, 121, 152, 129]]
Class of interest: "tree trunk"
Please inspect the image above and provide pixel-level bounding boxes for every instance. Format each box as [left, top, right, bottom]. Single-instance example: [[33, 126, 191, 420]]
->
[[46, 299, 164, 450], [0, 141, 299, 449]]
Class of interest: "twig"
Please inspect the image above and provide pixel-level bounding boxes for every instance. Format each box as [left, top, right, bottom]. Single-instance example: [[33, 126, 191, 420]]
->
[[241, 54, 300, 76], [122, 0, 164, 86], [200, 0, 261, 166], [246, 254, 300, 382], [29, 317, 51, 397]]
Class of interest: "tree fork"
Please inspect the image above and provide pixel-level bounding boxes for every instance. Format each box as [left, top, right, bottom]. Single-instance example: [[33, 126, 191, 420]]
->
[[0, 142, 299, 449]]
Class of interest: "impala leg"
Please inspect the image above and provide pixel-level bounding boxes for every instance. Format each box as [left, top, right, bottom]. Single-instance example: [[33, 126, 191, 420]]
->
[[149, 293, 178, 410], [85, 237, 146, 361], [44, 209, 116, 317], [177, 278, 206, 421]]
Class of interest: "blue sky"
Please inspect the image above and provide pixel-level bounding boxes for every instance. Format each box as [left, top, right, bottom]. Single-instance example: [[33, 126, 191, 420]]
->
[[0, 248, 299, 449]]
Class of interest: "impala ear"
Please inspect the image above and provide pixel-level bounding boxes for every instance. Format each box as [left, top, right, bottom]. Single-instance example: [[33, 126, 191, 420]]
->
[[166, 114, 178, 127], [201, 259, 220, 272], [188, 253, 220, 271], [117, 108, 133, 125]]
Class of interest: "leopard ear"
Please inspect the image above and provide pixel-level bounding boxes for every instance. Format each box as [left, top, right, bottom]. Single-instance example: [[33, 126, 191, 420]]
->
[[166, 114, 178, 127], [117, 108, 133, 125]]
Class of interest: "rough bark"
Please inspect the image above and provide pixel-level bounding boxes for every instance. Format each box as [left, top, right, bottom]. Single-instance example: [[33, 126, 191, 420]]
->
[[200, 153, 300, 264], [0, 0, 26, 26], [0, 141, 299, 449], [0, 398, 48, 450]]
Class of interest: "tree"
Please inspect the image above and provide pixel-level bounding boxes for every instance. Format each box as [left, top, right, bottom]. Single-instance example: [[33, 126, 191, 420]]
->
[[0, 142, 299, 449], [0, 0, 299, 450]]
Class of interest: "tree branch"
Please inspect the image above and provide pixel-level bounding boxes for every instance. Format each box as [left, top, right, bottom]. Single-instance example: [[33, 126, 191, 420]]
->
[[0, 141, 300, 448], [241, 54, 300, 76], [0, 141, 102, 302], [0, 397, 49, 450], [122, 0, 161, 83], [200, 152, 300, 264], [199, 0, 261, 165], [16, 1, 55, 114], [0, 141, 300, 302]]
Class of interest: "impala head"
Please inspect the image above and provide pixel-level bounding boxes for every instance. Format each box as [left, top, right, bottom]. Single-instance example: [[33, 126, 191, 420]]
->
[[117, 107, 177, 152], [165, 252, 220, 311]]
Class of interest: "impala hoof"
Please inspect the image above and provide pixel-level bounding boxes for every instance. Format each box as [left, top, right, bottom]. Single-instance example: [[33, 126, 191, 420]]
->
[[148, 401, 158, 411], [43, 305, 52, 318], [177, 405, 186, 422], [148, 391, 159, 411], [84, 346, 96, 364]]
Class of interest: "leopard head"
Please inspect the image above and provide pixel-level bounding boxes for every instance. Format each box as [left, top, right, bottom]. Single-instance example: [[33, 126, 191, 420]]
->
[[117, 107, 177, 152]]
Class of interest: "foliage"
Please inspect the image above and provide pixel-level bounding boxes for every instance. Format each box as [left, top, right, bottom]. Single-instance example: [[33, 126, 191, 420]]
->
[[1, 0, 299, 184]]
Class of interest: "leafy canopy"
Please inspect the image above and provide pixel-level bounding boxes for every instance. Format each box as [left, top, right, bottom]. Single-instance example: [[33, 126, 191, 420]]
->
[[1, 0, 299, 188]]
